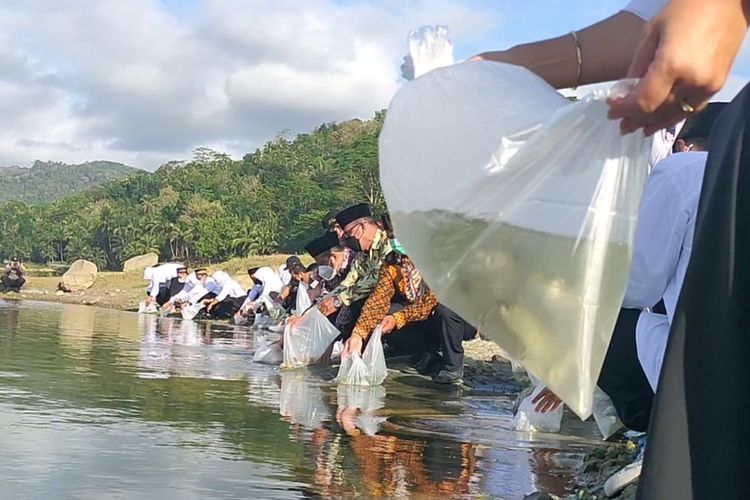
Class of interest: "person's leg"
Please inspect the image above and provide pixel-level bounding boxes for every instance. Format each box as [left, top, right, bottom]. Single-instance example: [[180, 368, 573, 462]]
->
[[638, 84, 750, 499], [16, 276, 25, 289], [431, 303, 477, 375], [597, 308, 654, 432]]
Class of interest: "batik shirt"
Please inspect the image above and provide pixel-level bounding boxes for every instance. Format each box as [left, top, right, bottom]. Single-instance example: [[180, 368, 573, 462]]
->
[[326, 229, 392, 306], [352, 259, 438, 340]]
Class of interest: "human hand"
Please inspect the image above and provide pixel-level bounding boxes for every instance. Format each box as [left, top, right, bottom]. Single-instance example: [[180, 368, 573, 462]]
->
[[378, 315, 397, 334], [206, 299, 218, 312], [532, 387, 563, 413], [608, 0, 750, 135], [318, 297, 338, 316], [343, 335, 363, 359]]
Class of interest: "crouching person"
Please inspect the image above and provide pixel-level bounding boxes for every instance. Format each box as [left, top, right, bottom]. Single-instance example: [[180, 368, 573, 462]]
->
[[203, 270, 246, 319], [342, 242, 476, 385]]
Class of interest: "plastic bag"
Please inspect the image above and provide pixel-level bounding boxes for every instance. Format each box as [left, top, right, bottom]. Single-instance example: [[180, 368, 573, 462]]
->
[[181, 302, 204, 320], [592, 386, 624, 440], [334, 327, 388, 386], [281, 308, 340, 368], [407, 26, 454, 79], [513, 384, 564, 433], [253, 335, 283, 365], [380, 61, 649, 418], [294, 282, 311, 316], [138, 301, 158, 314]]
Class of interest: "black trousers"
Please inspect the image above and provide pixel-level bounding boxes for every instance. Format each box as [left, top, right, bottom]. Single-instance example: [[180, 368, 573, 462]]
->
[[597, 308, 654, 432], [2, 276, 25, 290], [208, 296, 245, 319], [638, 86, 750, 499], [385, 303, 477, 372], [155, 286, 171, 306]]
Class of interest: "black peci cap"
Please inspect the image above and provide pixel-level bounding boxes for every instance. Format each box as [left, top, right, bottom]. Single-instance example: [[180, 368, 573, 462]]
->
[[284, 255, 302, 270], [335, 203, 372, 229], [677, 102, 728, 143], [304, 232, 340, 258], [321, 209, 340, 231]]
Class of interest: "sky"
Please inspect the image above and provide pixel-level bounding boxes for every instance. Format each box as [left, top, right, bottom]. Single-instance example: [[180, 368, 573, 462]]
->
[[1, 0, 748, 171]]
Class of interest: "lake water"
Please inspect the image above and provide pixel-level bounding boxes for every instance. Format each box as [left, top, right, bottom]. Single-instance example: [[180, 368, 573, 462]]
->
[[0, 301, 603, 499]]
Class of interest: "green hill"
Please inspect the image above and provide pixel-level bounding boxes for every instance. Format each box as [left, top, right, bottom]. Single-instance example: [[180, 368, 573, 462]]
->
[[0, 160, 137, 204], [0, 113, 384, 270]]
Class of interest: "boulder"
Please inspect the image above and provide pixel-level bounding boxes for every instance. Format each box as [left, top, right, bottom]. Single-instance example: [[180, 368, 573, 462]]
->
[[59, 259, 98, 292], [122, 253, 159, 272]]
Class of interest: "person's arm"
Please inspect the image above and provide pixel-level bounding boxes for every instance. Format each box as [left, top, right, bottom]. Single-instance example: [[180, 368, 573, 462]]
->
[[473, 11, 645, 89], [623, 161, 692, 308], [351, 266, 396, 341], [392, 290, 439, 330], [326, 264, 360, 307]]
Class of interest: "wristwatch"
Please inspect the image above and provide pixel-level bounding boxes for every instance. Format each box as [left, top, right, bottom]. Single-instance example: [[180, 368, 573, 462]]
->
[[332, 296, 342, 309]]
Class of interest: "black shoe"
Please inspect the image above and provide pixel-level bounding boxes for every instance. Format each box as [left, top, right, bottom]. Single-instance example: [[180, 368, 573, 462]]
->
[[401, 351, 440, 375], [432, 368, 464, 385]]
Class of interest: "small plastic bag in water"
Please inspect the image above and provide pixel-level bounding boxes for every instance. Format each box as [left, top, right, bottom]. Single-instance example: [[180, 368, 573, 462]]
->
[[138, 301, 159, 314], [253, 335, 283, 365], [380, 60, 649, 418], [335, 327, 388, 386], [282, 308, 340, 369], [513, 384, 564, 433]]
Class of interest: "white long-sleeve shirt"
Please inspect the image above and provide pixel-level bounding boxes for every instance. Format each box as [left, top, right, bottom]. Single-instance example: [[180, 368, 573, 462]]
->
[[211, 271, 246, 302], [187, 278, 219, 305], [623, 152, 707, 389], [169, 273, 200, 303], [146, 263, 183, 298]]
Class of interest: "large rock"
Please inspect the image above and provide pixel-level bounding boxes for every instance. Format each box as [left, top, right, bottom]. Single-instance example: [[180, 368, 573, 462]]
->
[[59, 259, 98, 292], [122, 253, 158, 272]]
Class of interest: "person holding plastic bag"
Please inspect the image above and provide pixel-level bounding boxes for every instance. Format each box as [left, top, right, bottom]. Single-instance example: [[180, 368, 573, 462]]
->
[[465, 2, 750, 496], [291, 203, 392, 338], [342, 234, 477, 385]]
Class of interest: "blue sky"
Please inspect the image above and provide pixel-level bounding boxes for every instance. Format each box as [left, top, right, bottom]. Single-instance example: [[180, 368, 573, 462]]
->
[[0, 0, 747, 169]]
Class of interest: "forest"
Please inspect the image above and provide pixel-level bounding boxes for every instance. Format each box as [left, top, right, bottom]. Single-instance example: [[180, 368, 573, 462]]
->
[[0, 112, 385, 270]]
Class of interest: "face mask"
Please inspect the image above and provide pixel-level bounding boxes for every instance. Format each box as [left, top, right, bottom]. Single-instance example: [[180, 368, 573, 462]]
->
[[389, 238, 407, 256], [316, 265, 336, 282], [343, 235, 361, 253]]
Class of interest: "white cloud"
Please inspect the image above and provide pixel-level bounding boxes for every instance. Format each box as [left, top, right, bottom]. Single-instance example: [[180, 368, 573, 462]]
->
[[0, 0, 502, 170]]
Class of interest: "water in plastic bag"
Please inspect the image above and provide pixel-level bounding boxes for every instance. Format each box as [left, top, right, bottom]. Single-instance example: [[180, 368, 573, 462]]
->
[[138, 301, 159, 314], [513, 384, 564, 433], [335, 327, 388, 386], [253, 335, 283, 365], [380, 61, 649, 418], [180, 302, 204, 320], [281, 308, 340, 369]]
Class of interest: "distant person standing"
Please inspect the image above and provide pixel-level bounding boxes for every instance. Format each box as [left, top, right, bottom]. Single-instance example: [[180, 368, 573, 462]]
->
[[2, 257, 26, 292]]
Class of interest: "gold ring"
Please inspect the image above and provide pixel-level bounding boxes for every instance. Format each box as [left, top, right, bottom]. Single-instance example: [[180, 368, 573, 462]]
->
[[680, 100, 696, 114]]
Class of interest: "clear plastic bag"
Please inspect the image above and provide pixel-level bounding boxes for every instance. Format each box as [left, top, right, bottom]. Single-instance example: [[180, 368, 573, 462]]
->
[[592, 386, 624, 440], [407, 26, 454, 79], [253, 335, 283, 365], [138, 301, 158, 314], [513, 384, 564, 433], [294, 282, 311, 316], [180, 302, 204, 320], [334, 327, 388, 386], [281, 308, 340, 368], [380, 61, 649, 418]]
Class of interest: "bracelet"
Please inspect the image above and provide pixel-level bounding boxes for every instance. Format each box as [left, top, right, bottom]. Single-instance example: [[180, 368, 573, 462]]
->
[[570, 30, 583, 90]]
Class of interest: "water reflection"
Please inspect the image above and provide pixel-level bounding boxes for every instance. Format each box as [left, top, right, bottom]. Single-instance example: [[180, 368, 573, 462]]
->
[[0, 301, 604, 498]]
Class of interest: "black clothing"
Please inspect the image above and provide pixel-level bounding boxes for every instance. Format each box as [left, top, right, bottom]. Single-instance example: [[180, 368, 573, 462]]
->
[[638, 85, 750, 499], [597, 308, 654, 432], [384, 304, 477, 372]]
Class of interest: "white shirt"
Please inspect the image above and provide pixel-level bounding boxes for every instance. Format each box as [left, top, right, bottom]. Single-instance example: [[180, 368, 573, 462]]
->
[[187, 278, 219, 305], [623, 151, 707, 390], [169, 273, 200, 303], [622, 0, 667, 21], [146, 263, 183, 298], [211, 271, 246, 302], [278, 264, 292, 286]]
